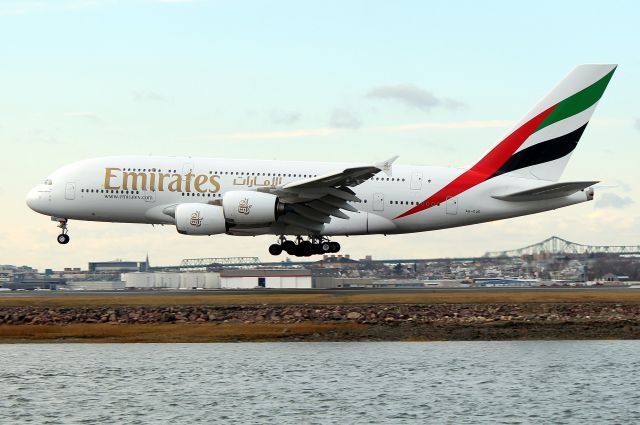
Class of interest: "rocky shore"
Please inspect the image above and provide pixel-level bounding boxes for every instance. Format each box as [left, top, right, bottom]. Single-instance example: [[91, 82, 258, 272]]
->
[[1, 302, 640, 341]]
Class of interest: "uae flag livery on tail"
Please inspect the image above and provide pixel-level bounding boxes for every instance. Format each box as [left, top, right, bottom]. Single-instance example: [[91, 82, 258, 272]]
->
[[396, 64, 616, 219]]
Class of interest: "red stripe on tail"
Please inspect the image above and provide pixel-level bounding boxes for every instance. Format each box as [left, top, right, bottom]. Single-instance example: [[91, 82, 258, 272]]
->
[[395, 105, 557, 219]]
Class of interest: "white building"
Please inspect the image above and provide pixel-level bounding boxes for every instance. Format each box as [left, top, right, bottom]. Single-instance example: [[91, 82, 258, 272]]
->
[[220, 269, 312, 289], [122, 272, 220, 289]]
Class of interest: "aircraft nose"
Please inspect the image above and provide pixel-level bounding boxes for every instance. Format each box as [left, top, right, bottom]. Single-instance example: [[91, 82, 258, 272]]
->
[[26, 186, 47, 213], [26, 187, 39, 211]]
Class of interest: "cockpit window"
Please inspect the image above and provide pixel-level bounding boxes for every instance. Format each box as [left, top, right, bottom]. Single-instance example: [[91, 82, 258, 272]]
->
[[43, 179, 52, 185]]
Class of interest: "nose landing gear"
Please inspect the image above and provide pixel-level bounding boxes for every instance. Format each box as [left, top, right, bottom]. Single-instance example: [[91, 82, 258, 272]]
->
[[268, 236, 340, 257], [56, 219, 70, 245]]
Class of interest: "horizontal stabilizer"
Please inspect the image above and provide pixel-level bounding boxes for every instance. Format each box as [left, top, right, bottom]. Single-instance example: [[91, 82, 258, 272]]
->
[[492, 181, 598, 202]]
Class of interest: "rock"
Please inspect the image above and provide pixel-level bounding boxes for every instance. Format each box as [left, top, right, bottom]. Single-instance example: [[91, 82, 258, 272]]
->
[[347, 312, 362, 320]]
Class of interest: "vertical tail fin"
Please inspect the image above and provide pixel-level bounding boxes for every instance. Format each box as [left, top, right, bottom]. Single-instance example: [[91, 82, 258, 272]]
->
[[478, 64, 616, 181], [395, 65, 616, 219]]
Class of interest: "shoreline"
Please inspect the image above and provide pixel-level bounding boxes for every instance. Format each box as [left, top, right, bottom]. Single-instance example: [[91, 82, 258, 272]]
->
[[1, 290, 640, 342], [1, 320, 640, 343]]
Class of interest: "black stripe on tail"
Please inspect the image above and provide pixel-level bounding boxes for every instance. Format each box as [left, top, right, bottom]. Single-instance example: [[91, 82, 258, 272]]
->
[[490, 123, 588, 179]]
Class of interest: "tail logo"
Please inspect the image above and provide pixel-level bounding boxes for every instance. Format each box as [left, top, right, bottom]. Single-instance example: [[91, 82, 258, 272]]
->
[[395, 65, 616, 220]]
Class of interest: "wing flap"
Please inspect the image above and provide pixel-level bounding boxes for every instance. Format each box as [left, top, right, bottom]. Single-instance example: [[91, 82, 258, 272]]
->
[[320, 195, 358, 212], [492, 181, 598, 202], [290, 205, 332, 223], [307, 200, 350, 219]]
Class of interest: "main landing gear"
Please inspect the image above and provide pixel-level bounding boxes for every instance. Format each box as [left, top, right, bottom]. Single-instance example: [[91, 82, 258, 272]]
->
[[269, 236, 340, 257], [56, 219, 70, 245]]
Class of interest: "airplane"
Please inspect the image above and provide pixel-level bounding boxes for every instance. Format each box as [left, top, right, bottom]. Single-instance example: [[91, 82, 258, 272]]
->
[[26, 64, 616, 257]]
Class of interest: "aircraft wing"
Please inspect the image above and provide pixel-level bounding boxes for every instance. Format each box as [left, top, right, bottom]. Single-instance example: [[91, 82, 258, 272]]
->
[[492, 181, 599, 202], [257, 156, 398, 234]]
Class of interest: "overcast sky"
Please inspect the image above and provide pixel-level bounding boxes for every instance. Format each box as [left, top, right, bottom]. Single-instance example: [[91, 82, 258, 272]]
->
[[1, 0, 639, 270]]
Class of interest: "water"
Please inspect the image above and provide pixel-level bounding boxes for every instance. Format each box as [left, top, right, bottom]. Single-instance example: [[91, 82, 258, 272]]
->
[[0, 341, 638, 424]]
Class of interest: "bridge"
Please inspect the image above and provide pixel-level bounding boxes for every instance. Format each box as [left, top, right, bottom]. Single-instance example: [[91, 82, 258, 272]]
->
[[149, 236, 640, 271], [484, 236, 640, 257]]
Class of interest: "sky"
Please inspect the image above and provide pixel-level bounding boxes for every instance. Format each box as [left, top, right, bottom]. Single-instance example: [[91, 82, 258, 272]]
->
[[1, 0, 639, 271]]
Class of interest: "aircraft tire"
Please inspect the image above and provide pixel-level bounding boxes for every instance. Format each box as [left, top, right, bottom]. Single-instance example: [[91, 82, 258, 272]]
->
[[57, 234, 70, 245], [282, 240, 296, 254], [268, 244, 282, 256], [299, 241, 313, 257]]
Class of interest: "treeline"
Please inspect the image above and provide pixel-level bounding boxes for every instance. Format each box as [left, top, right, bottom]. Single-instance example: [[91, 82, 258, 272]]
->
[[587, 258, 640, 280]]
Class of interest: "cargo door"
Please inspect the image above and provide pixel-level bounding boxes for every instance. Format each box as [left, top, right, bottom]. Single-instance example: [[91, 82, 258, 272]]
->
[[65, 182, 76, 200], [373, 193, 384, 211], [410, 171, 423, 190], [446, 196, 458, 215]]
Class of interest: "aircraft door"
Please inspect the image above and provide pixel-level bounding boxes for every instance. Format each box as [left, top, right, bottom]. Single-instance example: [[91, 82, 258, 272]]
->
[[373, 193, 384, 211], [65, 182, 76, 200], [446, 196, 458, 215], [410, 171, 423, 190]]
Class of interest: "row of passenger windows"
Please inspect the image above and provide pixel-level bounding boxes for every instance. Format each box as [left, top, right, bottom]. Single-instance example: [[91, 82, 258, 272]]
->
[[82, 188, 225, 197], [81, 189, 140, 194], [81, 187, 435, 208], [182, 192, 221, 197], [373, 177, 405, 182], [122, 168, 176, 173], [214, 171, 317, 177], [119, 167, 319, 178], [390, 200, 439, 207], [117, 167, 427, 184]]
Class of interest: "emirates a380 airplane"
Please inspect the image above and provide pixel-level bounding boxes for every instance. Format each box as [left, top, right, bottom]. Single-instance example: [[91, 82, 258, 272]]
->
[[27, 64, 616, 257]]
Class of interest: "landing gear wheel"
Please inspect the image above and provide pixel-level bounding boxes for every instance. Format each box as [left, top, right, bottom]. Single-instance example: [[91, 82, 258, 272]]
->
[[329, 242, 340, 253], [282, 240, 296, 255], [268, 244, 283, 256], [56, 219, 70, 245], [320, 242, 332, 253], [298, 241, 313, 257]]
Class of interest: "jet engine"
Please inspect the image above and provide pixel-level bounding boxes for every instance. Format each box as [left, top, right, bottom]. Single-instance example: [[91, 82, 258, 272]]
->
[[175, 203, 227, 235], [222, 191, 283, 224]]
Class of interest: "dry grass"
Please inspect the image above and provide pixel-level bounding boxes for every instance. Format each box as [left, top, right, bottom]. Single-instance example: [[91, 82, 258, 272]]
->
[[0, 322, 362, 343], [1, 290, 639, 308]]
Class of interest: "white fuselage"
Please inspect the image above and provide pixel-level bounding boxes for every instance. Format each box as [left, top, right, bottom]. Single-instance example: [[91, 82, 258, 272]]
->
[[26, 155, 591, 237]]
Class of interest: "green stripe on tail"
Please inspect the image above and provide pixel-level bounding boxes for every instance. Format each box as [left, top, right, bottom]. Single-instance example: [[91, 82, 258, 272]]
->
[[535, 67, 616, 132]]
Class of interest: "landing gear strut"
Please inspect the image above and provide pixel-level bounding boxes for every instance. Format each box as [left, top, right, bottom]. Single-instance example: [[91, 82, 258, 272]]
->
[[56, 219, 70, 245], [268, 236, 340, 257]]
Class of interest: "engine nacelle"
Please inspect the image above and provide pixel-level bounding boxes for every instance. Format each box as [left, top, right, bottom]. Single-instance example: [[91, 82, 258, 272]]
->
[[223, 191, 281, 224], [175, 203, 226, 235]]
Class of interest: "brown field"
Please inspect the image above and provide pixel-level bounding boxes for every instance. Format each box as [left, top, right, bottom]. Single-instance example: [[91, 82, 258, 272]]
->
[[3, 290, 639, 342], [1, 289, 640, 307], [0, 322, 363, 343]]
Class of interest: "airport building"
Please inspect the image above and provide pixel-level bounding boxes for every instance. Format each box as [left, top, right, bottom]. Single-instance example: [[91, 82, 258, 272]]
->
[[89, 259, 150, 273], [219, 269, 312, 289], [123, 272, 220, 289]]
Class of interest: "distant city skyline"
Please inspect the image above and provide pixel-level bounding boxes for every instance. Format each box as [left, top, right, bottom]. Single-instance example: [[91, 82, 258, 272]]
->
[[1, 0, 639, 270]]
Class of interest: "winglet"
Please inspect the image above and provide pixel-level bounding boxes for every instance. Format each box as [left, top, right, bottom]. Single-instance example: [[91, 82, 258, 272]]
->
[[375, 155, 399, 176]]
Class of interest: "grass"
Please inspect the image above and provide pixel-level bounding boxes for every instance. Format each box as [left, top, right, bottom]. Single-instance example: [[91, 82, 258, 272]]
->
[[0, 322, 363, 343], [1, 289, 639, 308]]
